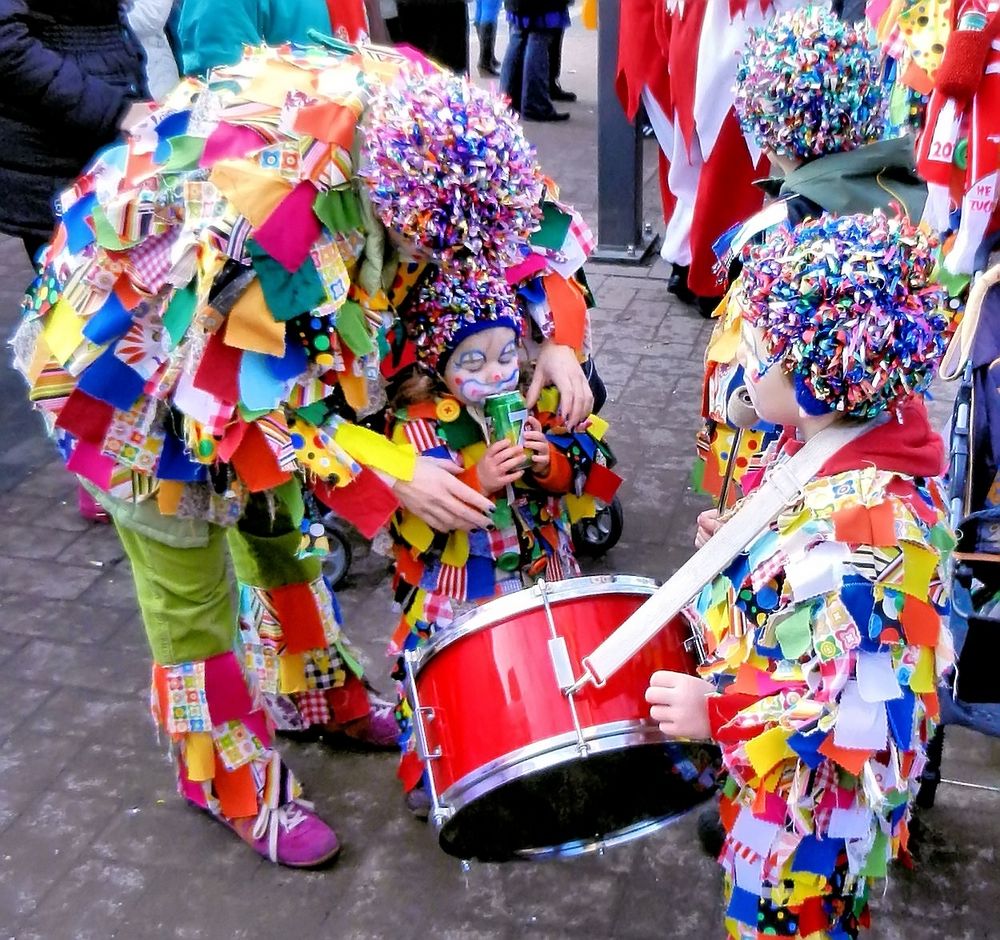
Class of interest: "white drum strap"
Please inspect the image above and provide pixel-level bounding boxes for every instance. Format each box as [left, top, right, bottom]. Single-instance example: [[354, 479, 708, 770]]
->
[[578, 419, 878, 688]]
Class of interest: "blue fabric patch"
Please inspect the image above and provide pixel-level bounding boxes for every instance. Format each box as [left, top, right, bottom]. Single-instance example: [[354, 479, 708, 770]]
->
[[419, 560, 440, 592], [158, 432, 209, 482], [724, 553, 751, 590], [791, 834, 845, 874], [886, 689, 915, 751], [266, 342, 308, 381], [515, 277, 546, 304], [787, 727, 827, 769], [76, 348, 145, 411], [82, 291, 132, 345], [466, 555, 495, 601], [155, 110, 191, 142], [726, 885, 760, 924], [841, 577, 876, 636], [467, 528, 493, 558], [61, 192, 98, 254], [422, 445, 451, 461]]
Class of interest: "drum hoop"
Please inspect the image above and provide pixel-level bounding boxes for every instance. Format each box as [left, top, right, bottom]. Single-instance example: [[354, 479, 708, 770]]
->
[[415, 574, 660, 672], [434, 716, 660, 822]]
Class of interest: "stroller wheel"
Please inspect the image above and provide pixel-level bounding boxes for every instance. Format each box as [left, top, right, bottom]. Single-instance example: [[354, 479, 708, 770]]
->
[[572, 495, 624, 558], [321, 514, 353, 588]]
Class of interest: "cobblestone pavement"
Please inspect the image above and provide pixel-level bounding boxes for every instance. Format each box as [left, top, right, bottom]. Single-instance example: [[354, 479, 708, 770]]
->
[[2, 24, 1000, 940]]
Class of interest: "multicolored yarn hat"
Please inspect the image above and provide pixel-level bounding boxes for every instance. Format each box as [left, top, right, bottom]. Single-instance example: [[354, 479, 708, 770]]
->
[[361, 71, 544, 268], [404, 266, 523, 372], [735, 6, 886, 160], [735, 211, 949, 419]]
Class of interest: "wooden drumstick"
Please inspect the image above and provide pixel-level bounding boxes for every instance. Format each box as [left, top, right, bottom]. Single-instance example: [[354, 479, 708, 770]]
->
[[716, 385, 758, 510]]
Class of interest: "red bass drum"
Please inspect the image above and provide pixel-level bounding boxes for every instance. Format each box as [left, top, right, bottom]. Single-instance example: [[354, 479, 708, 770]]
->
[[404, 575, 719, 861]]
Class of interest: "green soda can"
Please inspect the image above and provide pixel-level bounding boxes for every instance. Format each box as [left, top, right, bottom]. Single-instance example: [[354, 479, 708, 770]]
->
[[484, 391, 532, 470]]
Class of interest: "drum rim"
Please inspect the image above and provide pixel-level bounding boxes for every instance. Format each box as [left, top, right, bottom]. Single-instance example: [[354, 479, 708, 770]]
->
[[435, 717, 694, 859], [415, 574, 659, 671]]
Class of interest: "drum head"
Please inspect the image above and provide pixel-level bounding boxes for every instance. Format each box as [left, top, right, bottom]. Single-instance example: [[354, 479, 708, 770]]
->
[[437, 740, 719, 862]]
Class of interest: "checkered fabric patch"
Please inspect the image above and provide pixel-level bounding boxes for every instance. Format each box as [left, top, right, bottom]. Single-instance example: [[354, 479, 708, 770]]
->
[[127, 226, 181, 293], [294, 689, 331, 727]]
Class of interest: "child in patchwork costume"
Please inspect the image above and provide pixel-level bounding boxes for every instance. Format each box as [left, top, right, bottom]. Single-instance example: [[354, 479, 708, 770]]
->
[[383, 266, 621, 808], [646, 212, 955, 938]]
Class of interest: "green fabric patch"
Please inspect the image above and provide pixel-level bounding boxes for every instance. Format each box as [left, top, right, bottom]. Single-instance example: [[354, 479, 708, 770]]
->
[[248, 238, 326, 322], [335, 300, 375, 356]]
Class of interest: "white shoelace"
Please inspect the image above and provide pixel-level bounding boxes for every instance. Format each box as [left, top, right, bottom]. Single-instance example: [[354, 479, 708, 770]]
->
[[251, 798, 315, 863]]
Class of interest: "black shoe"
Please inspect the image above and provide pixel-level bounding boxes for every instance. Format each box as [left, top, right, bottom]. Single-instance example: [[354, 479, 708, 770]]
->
[[550, 83, 577, 102], [523, 110, 570, 123], [478, 63, 500, 77], [697, 295, 723, 318], [667, 264, 697, 305], [696, 803, 726, 858]]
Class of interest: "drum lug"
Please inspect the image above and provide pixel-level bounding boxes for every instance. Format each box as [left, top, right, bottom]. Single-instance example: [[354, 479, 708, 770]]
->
[[413, 706, 442, 760], [683, 631, 707, 664]]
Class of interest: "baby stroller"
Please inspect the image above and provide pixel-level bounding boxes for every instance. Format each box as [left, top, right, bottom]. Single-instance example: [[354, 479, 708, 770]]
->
[[918, 259, 1000, 808]]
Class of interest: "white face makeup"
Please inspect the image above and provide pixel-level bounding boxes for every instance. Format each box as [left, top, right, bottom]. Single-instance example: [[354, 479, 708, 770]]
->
[[737, 320, 800, 427], [443, 325, 520, 405]]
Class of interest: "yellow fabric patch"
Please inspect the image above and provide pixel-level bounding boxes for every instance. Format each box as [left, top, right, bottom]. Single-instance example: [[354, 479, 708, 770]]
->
[[43, 299, 86, 364], [744, 726, 794, 778], [565, 493, 597, 522], [909, 645, 936, 693], [184, 731, 215, 781], [441, 530, 470, 567], [279, 654, 309, 693], [398, 512, 435, 553], [335, 424, 416, 480], [587, 413, 609, 440]]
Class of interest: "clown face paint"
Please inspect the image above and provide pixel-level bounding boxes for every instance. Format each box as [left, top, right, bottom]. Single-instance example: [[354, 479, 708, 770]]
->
[[738, 321, 799, 427], [443, 326, 520, 405]]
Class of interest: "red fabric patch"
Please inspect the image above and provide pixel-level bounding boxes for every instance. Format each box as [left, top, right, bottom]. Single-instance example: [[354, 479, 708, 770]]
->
[[230, 423, 292, 492], [267, 581, 328, 654], [55, 388, 114, 443], [313, 467, 400, 539]]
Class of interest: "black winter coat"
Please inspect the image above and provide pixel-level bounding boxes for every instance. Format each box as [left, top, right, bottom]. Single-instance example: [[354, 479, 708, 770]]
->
[[0, 0, 147, 241]]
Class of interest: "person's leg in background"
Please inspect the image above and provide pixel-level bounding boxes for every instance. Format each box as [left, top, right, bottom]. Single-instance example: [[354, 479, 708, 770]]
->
[[228, 482, 397, 746], [500, 20, 529, 113], [521, 27, 568, 121], [475, 0, 503, 76], [548, 26, 576, 101], [111, 504, 341, 867]]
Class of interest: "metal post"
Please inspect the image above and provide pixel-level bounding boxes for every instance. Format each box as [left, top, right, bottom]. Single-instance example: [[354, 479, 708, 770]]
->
[[592, 0, 659, 263]]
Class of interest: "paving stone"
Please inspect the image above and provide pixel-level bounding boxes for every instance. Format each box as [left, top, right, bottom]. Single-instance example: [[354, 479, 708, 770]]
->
[[0, 556, 105, 601]]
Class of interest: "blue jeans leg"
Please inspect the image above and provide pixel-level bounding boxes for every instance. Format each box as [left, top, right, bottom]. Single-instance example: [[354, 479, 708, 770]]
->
[[522, 29, 557, 118], [500, 23, 528, 112], [474, 0, 501, 25]]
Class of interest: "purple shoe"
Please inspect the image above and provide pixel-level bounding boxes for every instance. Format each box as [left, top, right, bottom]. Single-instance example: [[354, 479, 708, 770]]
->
[[329, 696, 399, 750], [223, 800, 341, 868]]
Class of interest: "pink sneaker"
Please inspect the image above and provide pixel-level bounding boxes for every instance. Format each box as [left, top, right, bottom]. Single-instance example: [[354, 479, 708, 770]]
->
[[223, 800, 340, 868], [77, 486, 110, 524]]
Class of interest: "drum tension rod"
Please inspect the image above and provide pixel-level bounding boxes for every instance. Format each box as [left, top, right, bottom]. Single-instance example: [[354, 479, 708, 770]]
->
[[404, 649, 452, 829], [537, 580, 591, 757]]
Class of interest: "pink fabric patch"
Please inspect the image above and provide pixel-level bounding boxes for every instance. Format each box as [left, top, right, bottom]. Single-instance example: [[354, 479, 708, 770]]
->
[[199, 123, 268, 168], [505, 254, 548, 285], [252, 182, 322, 272], [66, 439, 116, 489], [203, 651, 255, 725]]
